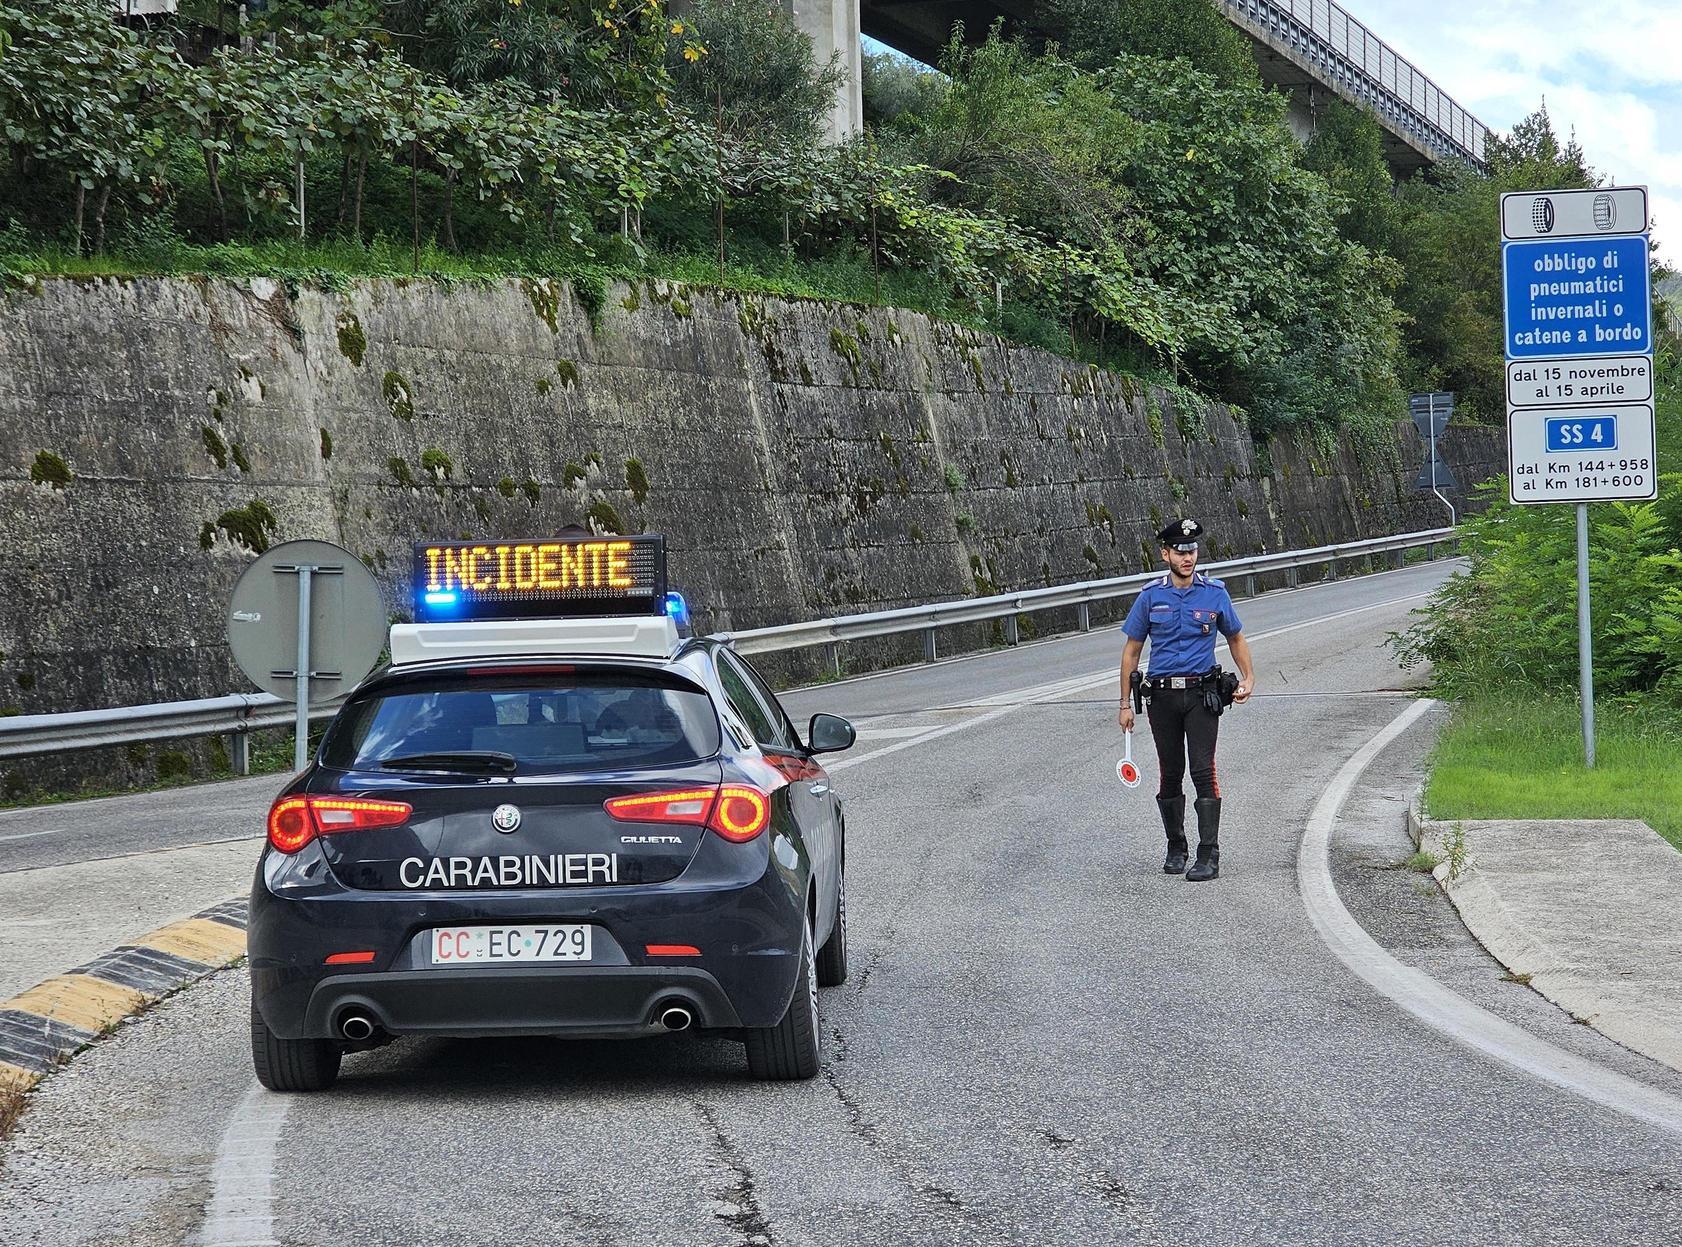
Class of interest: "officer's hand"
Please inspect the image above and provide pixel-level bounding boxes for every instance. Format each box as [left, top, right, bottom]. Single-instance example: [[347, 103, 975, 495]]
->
[[1119, 705, 1135, 733], [1234, 681, 1252, 704]]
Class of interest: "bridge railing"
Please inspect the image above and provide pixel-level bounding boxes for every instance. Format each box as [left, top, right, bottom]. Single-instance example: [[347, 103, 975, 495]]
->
[[0, 527, 1454, 771], [1215, 0, 1489, 169]]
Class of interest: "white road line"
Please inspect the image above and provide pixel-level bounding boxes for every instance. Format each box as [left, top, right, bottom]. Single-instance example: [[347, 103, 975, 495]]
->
[[830, 592, 1434, 774], [1300, 698, 1682, 1138], [198, 1082, 292, 1247], [0, 829, 60, 843], [853, 725, 946, 740]]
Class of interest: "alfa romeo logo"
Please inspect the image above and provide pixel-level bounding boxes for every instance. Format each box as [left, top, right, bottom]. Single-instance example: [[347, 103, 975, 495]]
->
[[491, 804, 522, 834]]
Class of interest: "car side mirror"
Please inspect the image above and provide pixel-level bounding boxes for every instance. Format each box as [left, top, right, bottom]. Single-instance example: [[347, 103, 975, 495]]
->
[[806, 713, 856, 755]]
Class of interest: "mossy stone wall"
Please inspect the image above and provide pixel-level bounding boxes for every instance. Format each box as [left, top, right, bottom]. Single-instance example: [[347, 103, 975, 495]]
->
[[0, 275, 1501, 723]]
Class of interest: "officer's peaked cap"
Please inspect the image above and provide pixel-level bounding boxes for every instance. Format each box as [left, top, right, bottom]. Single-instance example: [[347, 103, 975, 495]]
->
[[1158, 517, 1203, 551]]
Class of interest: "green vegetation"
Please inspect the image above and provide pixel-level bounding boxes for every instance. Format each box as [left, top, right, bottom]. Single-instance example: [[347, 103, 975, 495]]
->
[[1402, 849, 1441, 873], [199, 498, 278, 552], [1, 0, 1670, 447], [335, 312, 367, 365], [420, 447, 454, 481], [1427, 697, 1682, 850], [29, 450, 73, 488]]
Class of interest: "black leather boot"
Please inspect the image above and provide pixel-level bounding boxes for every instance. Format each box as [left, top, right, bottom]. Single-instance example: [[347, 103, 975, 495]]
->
[[1187, 797, 1221, 881], [1157, 795, 1188, 874]]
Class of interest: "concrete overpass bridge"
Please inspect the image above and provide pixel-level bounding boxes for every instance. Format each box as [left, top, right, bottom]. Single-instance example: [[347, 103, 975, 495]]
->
[[800, 0, 1489, 174]]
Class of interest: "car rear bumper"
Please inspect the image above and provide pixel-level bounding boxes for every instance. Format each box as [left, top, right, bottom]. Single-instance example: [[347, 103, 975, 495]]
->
[[302, 965, 742, 1039], [248, 833, 807, 1040]]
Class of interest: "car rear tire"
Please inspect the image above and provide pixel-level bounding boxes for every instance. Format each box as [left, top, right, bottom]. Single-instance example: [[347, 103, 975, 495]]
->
[[744, 919, 820, 1081], [250, 998, 341, 1092], [816, 866, 848, 987]]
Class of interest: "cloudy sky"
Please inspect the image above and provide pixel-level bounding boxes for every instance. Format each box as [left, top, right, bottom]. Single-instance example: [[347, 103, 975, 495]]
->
[[1343, 0, 1678, 259]]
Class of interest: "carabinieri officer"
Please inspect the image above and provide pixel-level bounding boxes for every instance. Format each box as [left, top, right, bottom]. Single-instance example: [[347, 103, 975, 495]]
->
[[1117, 518, 1255, 881]]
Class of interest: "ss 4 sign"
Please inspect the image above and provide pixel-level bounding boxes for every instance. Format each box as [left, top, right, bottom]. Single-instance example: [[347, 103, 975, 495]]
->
[[1507, 404, 1656, 504], [1546, 416, 1617, 451]]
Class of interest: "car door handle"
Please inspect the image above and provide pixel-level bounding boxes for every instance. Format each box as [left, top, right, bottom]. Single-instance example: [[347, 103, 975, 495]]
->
[[808, 783, 829, 795]]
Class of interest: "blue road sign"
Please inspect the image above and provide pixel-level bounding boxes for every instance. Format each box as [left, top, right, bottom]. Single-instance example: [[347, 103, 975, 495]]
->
[[1502, 235, 1651, 360], [1545, 414, 1618, 453]]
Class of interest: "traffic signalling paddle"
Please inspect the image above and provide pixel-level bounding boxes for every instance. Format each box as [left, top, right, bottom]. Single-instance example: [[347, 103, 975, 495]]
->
[[1116, 729, 1142, 788]]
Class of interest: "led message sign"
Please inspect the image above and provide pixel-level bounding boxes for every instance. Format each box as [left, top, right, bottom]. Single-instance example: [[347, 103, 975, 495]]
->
[[413, 535, 666, 620]]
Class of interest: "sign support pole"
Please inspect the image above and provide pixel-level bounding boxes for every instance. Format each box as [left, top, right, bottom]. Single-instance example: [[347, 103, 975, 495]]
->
[[1428, 393, 1455, 526], [1575, 504, 1595, 768], [294, 565, 313, 772]]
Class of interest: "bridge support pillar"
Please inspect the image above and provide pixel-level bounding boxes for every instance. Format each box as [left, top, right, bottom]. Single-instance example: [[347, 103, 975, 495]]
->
[[790, 0, 862, 142]]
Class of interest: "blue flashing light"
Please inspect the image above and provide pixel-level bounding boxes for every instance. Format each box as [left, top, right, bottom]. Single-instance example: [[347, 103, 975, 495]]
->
[[424, 591, 459, 606], [663, 591, 690, 627]]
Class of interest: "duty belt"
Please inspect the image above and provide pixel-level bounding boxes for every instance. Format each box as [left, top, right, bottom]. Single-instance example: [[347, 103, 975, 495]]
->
[[1146, 674, 1206, 691]]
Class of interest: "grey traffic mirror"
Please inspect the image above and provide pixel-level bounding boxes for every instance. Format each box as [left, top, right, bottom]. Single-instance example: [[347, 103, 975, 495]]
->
[[807, 713, 856, 754]]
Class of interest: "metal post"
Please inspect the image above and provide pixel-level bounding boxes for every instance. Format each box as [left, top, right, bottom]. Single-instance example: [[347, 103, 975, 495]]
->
[[923, 628, 937, 663], [1241, 574, 1255, 599], [1326, 556, 1339, 582], [1004, 615, 1019, 646], [230, 732, 250, 777], [294, 566, 313, 772], [1576, 503, 1596, 768], [825, 643, 841, 680], [1285, 566, 1298, 589], [1077, 603, 1091, 633]]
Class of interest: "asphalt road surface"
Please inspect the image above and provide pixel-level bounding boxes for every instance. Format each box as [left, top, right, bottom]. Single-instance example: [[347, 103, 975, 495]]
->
[[5, 561, 1682, 1247]]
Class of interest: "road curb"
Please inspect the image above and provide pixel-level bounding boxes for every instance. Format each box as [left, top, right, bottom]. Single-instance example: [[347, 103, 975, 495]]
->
[[1406, 795, 1682, 1076], [0, 898, 247, 1096]]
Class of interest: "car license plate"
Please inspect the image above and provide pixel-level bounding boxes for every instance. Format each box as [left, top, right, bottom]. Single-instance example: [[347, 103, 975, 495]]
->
[[429, 925, 592, 965]]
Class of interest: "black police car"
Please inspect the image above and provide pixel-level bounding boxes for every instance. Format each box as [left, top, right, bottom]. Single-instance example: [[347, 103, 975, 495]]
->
[[248, 535, 854, 1091]]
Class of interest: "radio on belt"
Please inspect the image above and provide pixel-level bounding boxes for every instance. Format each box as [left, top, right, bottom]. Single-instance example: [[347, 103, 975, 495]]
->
[[396, 534, 690, 664]]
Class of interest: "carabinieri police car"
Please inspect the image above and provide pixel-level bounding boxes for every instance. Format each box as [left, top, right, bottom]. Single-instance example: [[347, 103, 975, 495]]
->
[[248, 534, 854, 1091]]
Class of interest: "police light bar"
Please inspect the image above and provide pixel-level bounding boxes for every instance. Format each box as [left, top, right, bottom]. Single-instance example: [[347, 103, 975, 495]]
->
[[414, 535, 667, 623]]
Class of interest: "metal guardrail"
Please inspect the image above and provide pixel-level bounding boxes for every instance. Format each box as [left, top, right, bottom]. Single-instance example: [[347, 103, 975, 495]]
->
[[1215, 0, 1489, 170], [719, 527, 1453, 663], [0, 694, 343, 772], [0, 527, 1453, 769]]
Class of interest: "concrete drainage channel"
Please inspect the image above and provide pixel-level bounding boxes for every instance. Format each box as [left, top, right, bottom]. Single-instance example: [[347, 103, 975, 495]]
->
[[1406, 800, 1682, 1076]]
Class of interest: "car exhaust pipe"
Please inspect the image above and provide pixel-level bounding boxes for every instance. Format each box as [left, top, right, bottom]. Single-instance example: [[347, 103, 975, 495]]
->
[[339, 1013, 376, 1042], [657, 1004, 693, 1032]]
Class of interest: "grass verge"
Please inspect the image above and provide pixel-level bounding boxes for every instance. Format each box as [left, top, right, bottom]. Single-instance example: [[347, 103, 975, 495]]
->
[[1426, 693, 1682, 850]]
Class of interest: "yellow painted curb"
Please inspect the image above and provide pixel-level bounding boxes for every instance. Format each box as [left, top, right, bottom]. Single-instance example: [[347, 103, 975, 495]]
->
[[7, 974, 154, 1036], [142, 917, 248, 967]]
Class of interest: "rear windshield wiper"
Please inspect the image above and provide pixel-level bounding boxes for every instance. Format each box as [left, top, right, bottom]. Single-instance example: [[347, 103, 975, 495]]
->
[[375, 751, 519, 775]]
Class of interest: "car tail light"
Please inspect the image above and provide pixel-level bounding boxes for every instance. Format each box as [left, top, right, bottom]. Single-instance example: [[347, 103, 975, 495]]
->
[[267, 796, 413, 854], [708, 786, 770, 842], [603, 788, 716, 827], [604, 784, 771, 843]]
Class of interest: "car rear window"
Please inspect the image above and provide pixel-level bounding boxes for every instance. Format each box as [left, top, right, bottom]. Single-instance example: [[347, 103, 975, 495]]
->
[[322, 670, 721, 775]]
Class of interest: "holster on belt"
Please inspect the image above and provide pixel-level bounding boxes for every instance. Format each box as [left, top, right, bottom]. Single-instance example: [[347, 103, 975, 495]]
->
[[1200, 666, 1239, 717], [1129, 670, 1145, 715]]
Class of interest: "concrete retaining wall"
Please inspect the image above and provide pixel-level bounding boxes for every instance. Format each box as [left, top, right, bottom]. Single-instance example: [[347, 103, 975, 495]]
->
[[0, 275, 1502, 741]]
